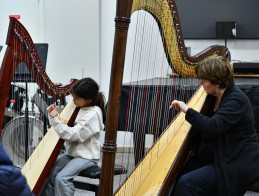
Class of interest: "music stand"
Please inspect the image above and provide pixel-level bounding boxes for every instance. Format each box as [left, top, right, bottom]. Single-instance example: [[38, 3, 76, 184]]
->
[[13, 43, 48, 83]]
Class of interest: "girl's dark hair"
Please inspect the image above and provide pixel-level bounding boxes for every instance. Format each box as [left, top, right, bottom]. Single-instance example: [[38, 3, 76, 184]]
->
[[71, 77, 106, 123]]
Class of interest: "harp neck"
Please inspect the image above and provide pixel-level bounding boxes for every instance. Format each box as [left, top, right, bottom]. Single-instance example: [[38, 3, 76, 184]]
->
[[0, 17, 77, 138], [2, 17, 77, 96]]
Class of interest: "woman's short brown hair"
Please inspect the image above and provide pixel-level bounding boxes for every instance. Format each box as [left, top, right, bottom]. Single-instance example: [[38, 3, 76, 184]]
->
[[195, 55, 234, 88]]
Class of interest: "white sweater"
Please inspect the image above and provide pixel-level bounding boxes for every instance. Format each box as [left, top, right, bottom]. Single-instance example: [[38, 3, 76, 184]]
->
[[50, 106, 104, 159]]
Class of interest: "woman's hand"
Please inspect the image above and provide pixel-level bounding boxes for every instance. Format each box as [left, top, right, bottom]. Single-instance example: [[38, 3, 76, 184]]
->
[[47, 102, 58, 118], [169, 100, 189, 113]]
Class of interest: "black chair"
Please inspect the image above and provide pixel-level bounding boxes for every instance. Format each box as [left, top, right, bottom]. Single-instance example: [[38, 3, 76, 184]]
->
[[73, 164, 127, 195]]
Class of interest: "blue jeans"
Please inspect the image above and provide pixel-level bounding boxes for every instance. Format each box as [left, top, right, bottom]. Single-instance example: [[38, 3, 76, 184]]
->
[[174, 164, 217, 196], [41, 154, 98, 196]]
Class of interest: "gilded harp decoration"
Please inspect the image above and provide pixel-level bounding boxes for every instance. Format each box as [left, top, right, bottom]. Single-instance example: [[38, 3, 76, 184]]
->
[[0, 17, 78, 195], [99, 0, 230, 195]]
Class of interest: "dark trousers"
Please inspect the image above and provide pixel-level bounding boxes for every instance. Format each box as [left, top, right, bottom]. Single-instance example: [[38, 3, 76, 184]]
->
[[172, 155, 217, 196]]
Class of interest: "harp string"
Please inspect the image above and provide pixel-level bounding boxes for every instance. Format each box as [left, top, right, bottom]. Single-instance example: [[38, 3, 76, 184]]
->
[[119, 4, 164, 192], [115, 0, 201, 194], [98, 0, 230, 194], [1, 20, 66, 172], [2, 26, 41, 168]]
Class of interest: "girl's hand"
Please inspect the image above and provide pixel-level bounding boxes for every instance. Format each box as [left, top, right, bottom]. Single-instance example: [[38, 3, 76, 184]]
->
[[47, 102, 58, 118], [169, 100, 189, 113]]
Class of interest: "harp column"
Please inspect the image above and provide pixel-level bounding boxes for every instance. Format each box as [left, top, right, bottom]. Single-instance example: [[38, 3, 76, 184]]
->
[[98, 0, 133, 195]]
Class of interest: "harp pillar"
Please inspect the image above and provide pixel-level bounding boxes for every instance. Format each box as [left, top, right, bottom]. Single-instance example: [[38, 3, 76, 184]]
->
[[98, 0, 133, 195]]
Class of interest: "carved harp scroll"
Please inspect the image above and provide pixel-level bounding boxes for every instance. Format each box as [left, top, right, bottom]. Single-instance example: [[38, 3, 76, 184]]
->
[[0, 17, 77, 138], [99, 0, 230, 195]]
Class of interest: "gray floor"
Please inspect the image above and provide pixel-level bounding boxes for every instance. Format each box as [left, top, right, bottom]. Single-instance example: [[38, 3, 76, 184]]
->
[[73, 181, 259, 196], [74, 189, 259, 195], [75, 189, 94, 196], [246, 192, 259, 196], [74, 174, 125, 196], [74, 186, 259, 196], [73, 151, 259, 196], [74, 181, 259, 196]]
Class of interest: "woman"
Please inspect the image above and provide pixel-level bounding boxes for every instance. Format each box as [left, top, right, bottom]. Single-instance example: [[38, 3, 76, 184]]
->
[[170, 55, 259, 196], [41, 77, 106, 196]]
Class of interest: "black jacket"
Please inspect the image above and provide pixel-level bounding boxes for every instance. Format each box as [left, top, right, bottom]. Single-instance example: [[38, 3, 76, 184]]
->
[[186, 83, 259, 196], [0, 144, 33, 196]]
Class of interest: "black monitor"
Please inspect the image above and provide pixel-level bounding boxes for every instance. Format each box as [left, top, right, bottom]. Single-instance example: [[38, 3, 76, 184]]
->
[[13, 43, 48, 83], [175, 0, 259, 39]]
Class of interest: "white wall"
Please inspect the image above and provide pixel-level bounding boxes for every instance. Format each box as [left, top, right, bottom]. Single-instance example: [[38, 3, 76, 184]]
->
[[44, 0, 100, 85], [0, 0, 100, 88], [99, 0, 116, 99], [185, 39, 259, 63], [0, 0, 44, 44]]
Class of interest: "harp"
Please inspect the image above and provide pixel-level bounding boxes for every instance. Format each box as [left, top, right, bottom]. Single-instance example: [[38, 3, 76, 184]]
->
[[0, 17, 78, 195], [99, 0, 230, 195]]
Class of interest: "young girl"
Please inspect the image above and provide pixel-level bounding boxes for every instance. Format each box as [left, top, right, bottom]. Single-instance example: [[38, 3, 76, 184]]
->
[[41, 77, 106, 196]]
